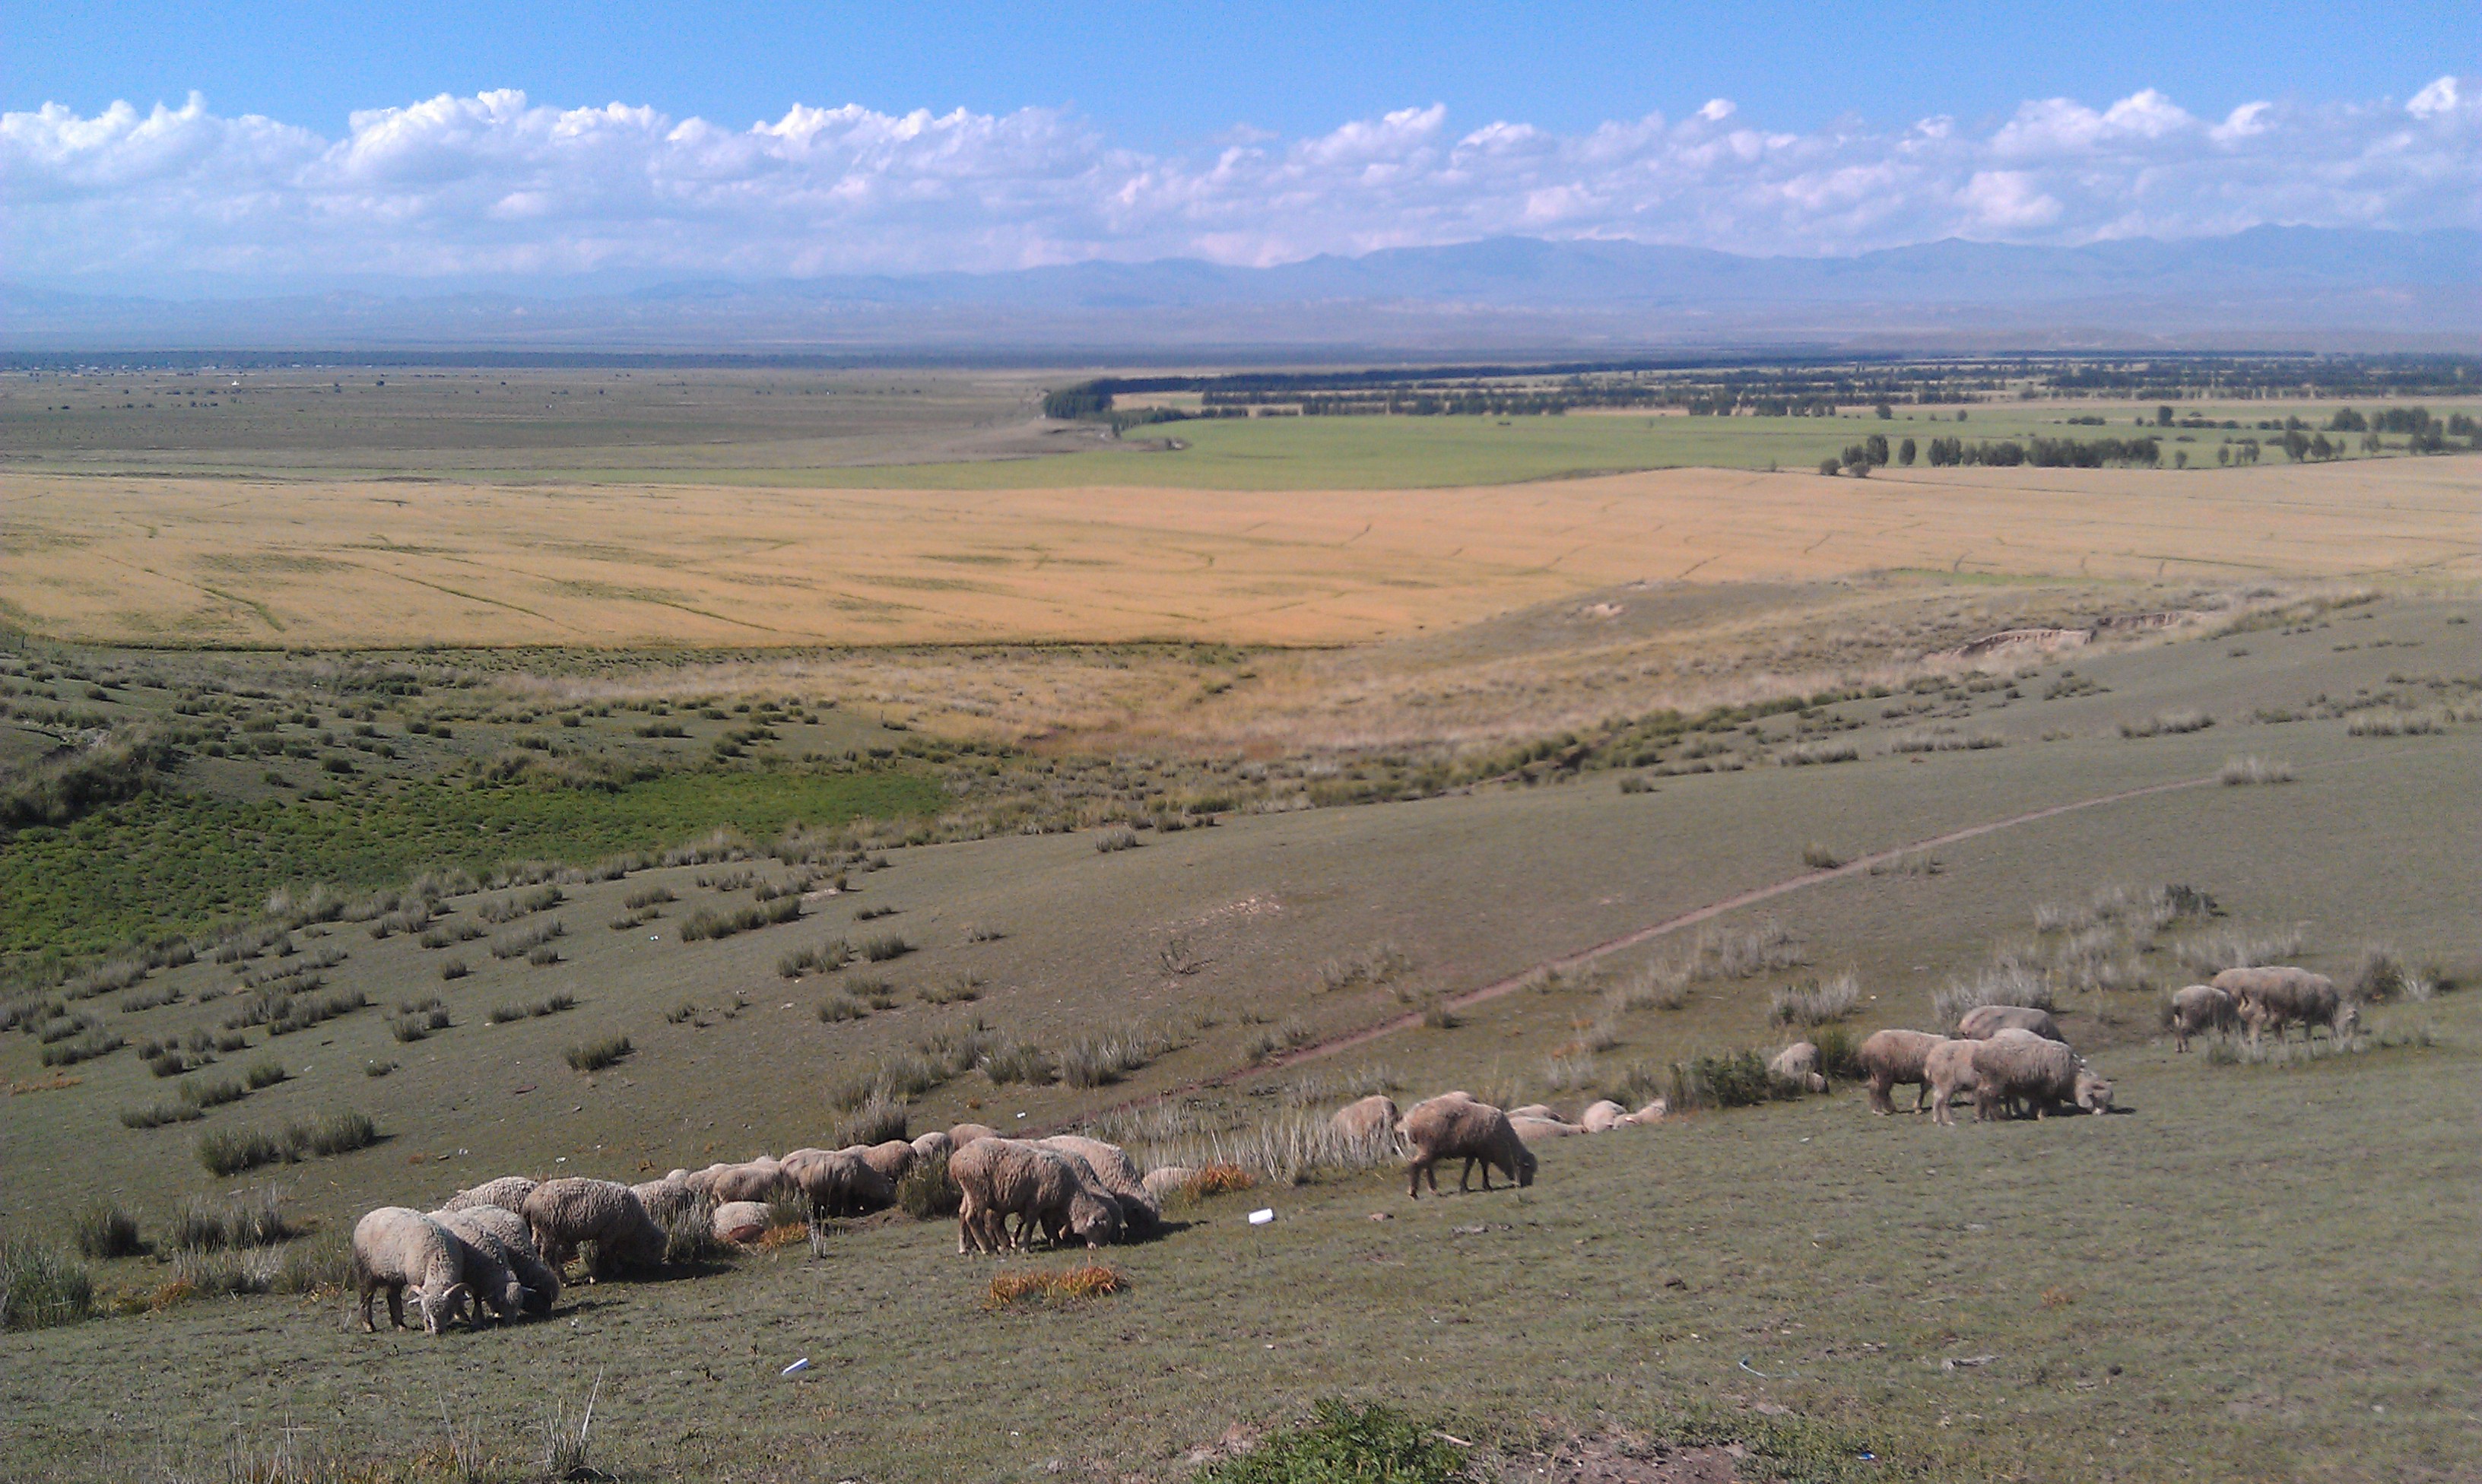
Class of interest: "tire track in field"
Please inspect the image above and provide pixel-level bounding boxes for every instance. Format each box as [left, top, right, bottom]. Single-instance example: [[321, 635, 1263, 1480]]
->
[[1227, 770, 2226, 1081]]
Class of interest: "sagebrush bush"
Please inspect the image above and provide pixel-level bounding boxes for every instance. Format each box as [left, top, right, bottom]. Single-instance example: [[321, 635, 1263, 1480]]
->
[[2219, 754, 2295, 786], [1769, 971, 1860, 1027], [1094, 826, 1140, 853], [894, 1152, 960, 1219], [833, 1095, 907, 1149], [0, 1238, 94, 1330]]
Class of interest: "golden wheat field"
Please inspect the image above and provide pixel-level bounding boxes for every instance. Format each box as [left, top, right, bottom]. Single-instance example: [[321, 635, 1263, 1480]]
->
[[2, 456, 2475, 648]]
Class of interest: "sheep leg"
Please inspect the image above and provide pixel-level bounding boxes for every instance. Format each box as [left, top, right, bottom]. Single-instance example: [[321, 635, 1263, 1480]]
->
[[386, 1282, 407, 1330], [1405, 1158, 1428, 1199], [357, 1279, 378, 1333]]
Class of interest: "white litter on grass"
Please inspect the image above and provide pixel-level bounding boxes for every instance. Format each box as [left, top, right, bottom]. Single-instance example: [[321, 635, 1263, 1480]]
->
[[781, 1358, 811, 1376], [1248, 1208, 1275, 1226]]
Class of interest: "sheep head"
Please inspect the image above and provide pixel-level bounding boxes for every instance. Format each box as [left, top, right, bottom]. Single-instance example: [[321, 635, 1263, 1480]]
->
[[412, 1280, 473, 1334], [1068, 1191, 1122, 1249], [2074, 1069, 2114, 1115]]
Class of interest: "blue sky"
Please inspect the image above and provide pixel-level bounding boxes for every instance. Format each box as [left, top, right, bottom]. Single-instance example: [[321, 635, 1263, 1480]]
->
[[3, 2, 2474, 290]]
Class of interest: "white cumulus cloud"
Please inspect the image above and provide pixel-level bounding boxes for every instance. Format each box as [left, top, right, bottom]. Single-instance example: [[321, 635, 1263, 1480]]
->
[[2, 78, 2474, 289]]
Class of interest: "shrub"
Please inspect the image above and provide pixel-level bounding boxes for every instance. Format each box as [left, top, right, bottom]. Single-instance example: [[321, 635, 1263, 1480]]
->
[[243, 1059, 287, 1089], [854, 903, 897, 921], [71, 1203, 142, 1260], [779, 939, 852, 978], [302, 1110, 376, 1157], [179, 1076, 247, 1108], [1812, 1023, 1866, 1081], [527, 943, 563, 966], [564, 1034, 633, 1073], [120, 1101, 205, 1129], [0, 1238, 94, 1330], [1094, 826, 1140, 853], [1667, 1049, 1792, 1111], [197, 1127, 288, 1177], [1196, 1400, 1465, 1484], [1605, 963, 1690, 1013], [2120, 709, 2214, 737], [833, 1094, 908, 1149], [363, 1060, 395, 1077], [440, 958, 470, 981], [980, 1038, 1057, 1086], [622, 885, 675, 911], [894, 1152, 960, 1219], [919, 972, 982, 1006], [678, 897, 803, 942], [1769, 971, 1861, 1027], [1776, 740, 1860, 766], [861, 931, 913, 962], [2175, 927, 2306, 978], [2219, 753, 2295, 786], [816, 994, 867, 1023], [1243, 1018, 1314, 1065], [490, 919, 565, 959], [1800, 841, 1846, 870], [40, 1029, 125, 1067], [1931, 958, 2054, 1031]]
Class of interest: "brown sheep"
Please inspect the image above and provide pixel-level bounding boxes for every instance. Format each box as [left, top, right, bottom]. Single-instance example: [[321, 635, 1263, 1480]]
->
[[2214, 966, 2357, 1045], [1924, 1039, 1981, 1127], [685, 1158, 792, 1205], [781, 1147, 894, 1218], [947, 1122, 999, 1149], [1398, 1094, 1536, 1198], [2168, 984, 2236, 1052], [520, 1178, 665, 1281], [1328, 1095, 1401, 1146], [947, 1138, 1119, 1254], [858, 1140, 918, 1185], [1969, 1032, 2112, 1120], [1957, 1005, 2065, 1043], [1857, 1029, 1948, 1115]]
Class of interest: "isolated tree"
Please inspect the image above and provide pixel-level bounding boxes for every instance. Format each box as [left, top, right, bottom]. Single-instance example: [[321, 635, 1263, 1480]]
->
[[1874, 401, 1893, 420], [1865, 433, 1890, 465], [2157, 404, 2175, 426], [1818, 457, 1841, 476], [1898, 436, 1917, 466]]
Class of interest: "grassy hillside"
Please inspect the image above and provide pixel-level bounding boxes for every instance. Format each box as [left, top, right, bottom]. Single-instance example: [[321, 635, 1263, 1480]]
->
[[2, 593, 2475, 1479]]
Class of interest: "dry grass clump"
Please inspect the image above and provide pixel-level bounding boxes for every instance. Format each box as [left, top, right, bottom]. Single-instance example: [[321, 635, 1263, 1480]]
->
[[2344, 709, 2446, 737], [1316, 941, 1412, 993], [2219, 754, 2295, 785], [71, 1203, 143, 1259], [563, 1033, 633, 1073], [895, 1152, 960, 1219], [1769, 970, 1861, 1027], [1242, 1017, 1316, 1065], [984, 1264, 1125, 1309], [678, 897, 801, 942], [2174, 926, 2306, 978], [1690, 919, 1810, 981], [777, 938, 852, 979], [0, 1238, 94, 1330], [1138, 1112, 1389, 1188], [2351, 947, 2446, 1004], [1931, 958, 2053, 1032], [1888, 728, 2005, 753], [1188, 1162, 1255, 1197], [833, 1094, 908, 1149], [1094, 826, 1141, 854], [169, 1187, 297, 1251], [1604, 962, 1691, 1014], [1059, 1022, 1189, 1088], [1800, 841, 1846, 870], [2119, 709, 2215, 737]]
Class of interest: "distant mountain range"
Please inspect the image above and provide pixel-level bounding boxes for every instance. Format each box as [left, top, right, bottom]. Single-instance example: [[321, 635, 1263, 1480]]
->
[[5, 227, 2474, 357]]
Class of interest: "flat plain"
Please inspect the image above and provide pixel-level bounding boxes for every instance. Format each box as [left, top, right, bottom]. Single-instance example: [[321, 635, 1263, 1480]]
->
[[2, 366, 2480, 1482]]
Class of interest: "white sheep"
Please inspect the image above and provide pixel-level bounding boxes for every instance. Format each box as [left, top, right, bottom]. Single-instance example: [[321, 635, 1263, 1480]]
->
[[352, 1207, 474, 1334]]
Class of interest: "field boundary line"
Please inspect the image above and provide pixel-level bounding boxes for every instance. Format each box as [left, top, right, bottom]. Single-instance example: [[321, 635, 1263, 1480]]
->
[[1229, 770, 2224, 1081]]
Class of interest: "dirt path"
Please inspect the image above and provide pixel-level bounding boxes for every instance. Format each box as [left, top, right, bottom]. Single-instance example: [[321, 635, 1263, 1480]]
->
[[1236, 770, 2226, 1081]]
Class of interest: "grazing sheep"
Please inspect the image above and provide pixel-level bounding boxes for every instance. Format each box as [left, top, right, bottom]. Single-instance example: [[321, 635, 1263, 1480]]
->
[[417, 1212, 528, 1321], [686, 1158, 792, 1205], [435, 1205, 559, 1317], [351, 1207, 474, 1335], [2169, 984, 2237, 1052], [782, 1147, 896, 1218], [630, 1172, 700, 1229], [911, 1130, 955, 1163], [1398, 1095, 1537, 1198], [947, 1138, 1119, 1254], [947, 1122, 999, 1149], [1139, 1165, 1196, 1203], [712, 1200, 771, 1245], [1034, 1146, 1131, 1250], [439, 1175, 538, 1218], [1857, 1029, 1949, 1115], [1924, 1040, 1981, 1127], [2214, 966, 2357, 1044], [1329, 1095, 1400, 1146], [1509, 1115, 1583, 1142], [1768, 1042, 1829, 1093], [1578, 1099, 1628, 1133], [1969, 1032, 2112, 1120], [1037, 1135, 1161, 1235], [520, 1178, 665, 1282], [1957, 1005, 2065, 1043], [859, 1139, 918, 1185]]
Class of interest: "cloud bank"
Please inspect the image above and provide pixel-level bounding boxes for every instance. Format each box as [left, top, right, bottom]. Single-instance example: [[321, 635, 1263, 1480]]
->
[[4, 78, 2474, 288]]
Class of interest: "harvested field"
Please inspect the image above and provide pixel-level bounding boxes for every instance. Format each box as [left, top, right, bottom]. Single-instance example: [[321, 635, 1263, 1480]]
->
[[3, 457, 2474, 648]]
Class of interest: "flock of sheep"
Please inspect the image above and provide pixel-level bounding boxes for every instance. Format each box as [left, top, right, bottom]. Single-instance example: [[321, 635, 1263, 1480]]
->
[[349, 964, 2361, 1333]]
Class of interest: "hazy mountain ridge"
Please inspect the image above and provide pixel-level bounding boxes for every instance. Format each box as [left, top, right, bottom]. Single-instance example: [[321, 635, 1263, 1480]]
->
[[5, 227, 2474, 354]]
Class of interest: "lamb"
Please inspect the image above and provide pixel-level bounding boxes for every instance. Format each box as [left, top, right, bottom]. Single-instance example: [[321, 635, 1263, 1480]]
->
[[1857, 1029, 1949, 1115], [1768, 1042, 1828, 1092], [439, 1175, 538, 1218], [630, 1171, 700, 1228], [947, 1122, 999, 1149], [2168, 984, 2237, 1052], [1923, 1039, 1980, 1127], [351, 1207, 474, 1334], [1956, 1005, 2065, 1043], [947, 1137, 1119, 1254], [434, 1204, 559, 1317], [1037, 1135, 1161, 1235], [1969, 1032, 2112, 1120], [1329, 1095, 1400, 1146], [2214, 966, 2357, 1044], [1139, 1165, 1196, 1203], [1579, 1099, 1629, 1132], [685, 1158, 792, 1205], [712, 1200, 771, 1244], [1398, 1094, 1537, 1198], [1033, 1146, 1131, 1250], [858, 1140, 917, 1185], [520, 1178, 665, 1281], [781, 1147, 894, 1218]]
